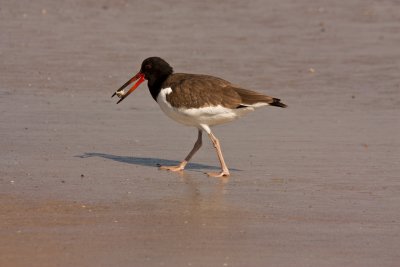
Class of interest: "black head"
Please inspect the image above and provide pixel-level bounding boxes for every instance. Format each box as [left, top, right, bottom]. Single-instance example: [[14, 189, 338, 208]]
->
[[140, 57, 174, 82], [112, 57, 174, 104]]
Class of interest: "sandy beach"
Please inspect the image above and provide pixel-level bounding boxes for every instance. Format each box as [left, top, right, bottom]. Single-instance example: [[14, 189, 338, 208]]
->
[[1, 1, 399, 266]]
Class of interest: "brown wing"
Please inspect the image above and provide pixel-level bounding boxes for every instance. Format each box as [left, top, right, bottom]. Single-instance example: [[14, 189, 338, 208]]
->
[[163, 73, 287, 109], [231, 87, 274, 105], [163, 73, 242, 109]]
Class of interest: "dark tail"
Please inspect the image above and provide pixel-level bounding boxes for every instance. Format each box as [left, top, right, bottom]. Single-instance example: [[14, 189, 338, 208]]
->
[[270, 98, 287, 108]]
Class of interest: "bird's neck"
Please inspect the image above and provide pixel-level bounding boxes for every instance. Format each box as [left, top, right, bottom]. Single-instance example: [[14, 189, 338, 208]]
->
[[148, 73, 172, 101]]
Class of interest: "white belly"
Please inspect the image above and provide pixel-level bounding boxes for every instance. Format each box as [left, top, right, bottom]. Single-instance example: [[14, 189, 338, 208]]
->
[[156, 87, 255, 128]]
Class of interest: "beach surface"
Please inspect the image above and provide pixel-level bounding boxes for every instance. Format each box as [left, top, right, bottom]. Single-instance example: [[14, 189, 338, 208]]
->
[[1, 1, 399, 266]]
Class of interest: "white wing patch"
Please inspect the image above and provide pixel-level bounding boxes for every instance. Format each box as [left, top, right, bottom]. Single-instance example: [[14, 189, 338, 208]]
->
[[161, 87, 173, 95], [248, 102, 270, 108]]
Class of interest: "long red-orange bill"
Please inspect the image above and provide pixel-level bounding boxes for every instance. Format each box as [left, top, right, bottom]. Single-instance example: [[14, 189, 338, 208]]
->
[[112, 72, 144, 98], [116, 73, 145, 104]]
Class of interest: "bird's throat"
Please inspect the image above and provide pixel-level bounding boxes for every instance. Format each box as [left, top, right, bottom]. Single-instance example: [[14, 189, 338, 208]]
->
[[148, 73, 171, 101]]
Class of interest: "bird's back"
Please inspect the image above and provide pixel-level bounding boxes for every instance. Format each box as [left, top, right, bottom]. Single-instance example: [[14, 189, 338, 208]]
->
[[162, 73, 286, 109]]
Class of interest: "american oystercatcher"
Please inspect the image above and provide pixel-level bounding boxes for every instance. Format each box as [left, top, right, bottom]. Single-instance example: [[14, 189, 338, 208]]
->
[[112, 57, 287, 177]]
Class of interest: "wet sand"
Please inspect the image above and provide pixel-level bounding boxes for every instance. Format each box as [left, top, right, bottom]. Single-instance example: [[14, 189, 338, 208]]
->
[[1, 1, 399, 266]]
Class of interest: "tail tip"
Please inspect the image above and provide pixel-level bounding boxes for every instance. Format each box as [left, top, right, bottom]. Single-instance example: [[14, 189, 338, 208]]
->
[[271, 98, 287, 108]]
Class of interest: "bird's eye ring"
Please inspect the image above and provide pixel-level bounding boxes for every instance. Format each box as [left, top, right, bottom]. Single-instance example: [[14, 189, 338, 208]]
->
[[145, 64, 152, 70]]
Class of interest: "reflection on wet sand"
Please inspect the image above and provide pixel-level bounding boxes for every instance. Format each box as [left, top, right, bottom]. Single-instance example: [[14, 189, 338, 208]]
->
[[1, 176, 248, 266], [176, 172, 230, 227], [113, 172, 249, 266]]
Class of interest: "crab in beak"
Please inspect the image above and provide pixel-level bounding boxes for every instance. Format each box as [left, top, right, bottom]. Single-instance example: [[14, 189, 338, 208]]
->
[[111, 72, 145, 104]]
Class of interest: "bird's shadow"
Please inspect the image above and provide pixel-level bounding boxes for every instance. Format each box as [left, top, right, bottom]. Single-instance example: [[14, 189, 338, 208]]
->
[[76, 152, 241, 172]]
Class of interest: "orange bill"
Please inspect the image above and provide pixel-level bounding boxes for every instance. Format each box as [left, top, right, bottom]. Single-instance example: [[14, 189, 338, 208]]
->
[[112, 72, 145, 104]]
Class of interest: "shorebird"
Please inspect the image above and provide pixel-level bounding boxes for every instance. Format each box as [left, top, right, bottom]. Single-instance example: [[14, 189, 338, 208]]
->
[[112, 57, 286, 177]]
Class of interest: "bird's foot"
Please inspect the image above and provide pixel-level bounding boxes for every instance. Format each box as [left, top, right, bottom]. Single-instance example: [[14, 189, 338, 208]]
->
[[159, 165, 185, 172], [206, 171, 230, 178], [116, 90, 126, 98]]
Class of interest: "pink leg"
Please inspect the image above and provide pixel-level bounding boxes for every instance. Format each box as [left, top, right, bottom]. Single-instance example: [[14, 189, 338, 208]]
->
[[206, 132, 230, 177], [159, 130, 202, 172]]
